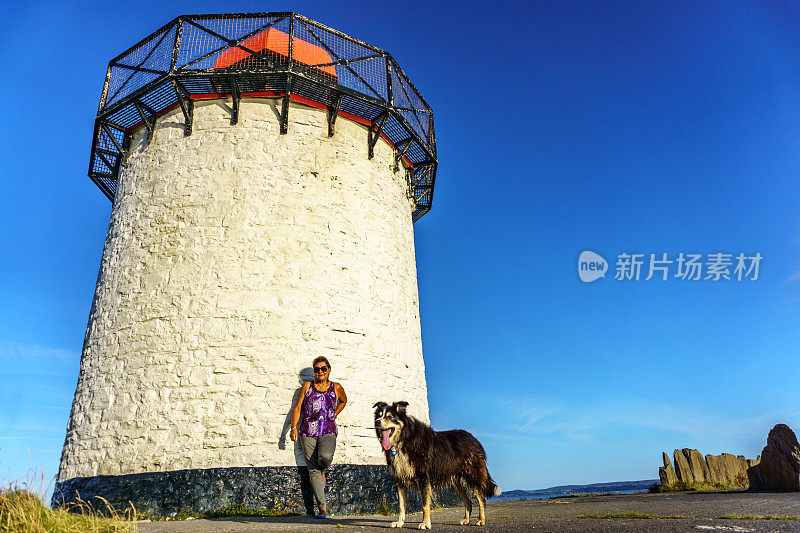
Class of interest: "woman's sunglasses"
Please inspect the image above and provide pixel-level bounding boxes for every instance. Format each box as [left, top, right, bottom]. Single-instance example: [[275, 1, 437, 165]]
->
[[313, 366, 329, 373]]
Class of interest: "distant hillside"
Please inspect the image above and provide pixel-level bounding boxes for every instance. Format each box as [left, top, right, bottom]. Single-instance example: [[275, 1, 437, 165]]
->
[[499, 479, 657, 499]]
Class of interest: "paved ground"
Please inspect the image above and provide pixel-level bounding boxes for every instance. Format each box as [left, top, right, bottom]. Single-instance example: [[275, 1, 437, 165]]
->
[[137, 491, 800, 533]]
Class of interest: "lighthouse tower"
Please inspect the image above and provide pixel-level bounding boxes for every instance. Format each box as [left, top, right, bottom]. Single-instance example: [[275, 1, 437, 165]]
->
[[54, 13, 438, 517]]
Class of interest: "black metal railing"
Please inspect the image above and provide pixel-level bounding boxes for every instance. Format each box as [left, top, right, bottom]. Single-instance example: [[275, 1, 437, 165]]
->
[[89, 13, 437, 221]]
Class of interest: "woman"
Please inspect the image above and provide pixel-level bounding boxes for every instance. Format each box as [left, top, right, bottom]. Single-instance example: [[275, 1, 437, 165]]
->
[[290, 356, 347, 518]]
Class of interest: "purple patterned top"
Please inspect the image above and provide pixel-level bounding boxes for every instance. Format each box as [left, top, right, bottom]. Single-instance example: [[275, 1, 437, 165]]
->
[[299, 381, 338, 437]]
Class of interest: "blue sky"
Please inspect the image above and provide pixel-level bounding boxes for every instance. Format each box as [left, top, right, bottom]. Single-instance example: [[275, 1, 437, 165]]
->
[[2, 0, 800, 498]]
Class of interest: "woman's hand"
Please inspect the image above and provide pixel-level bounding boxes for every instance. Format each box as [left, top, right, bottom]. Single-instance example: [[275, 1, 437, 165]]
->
[[290, 427, 298, 442]]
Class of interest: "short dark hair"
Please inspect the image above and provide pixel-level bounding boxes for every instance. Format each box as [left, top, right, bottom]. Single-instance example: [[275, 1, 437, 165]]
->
[[312, 356, 330, 368]]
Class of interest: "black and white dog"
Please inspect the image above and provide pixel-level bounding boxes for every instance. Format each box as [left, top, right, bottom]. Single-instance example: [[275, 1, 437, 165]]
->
[[373, 401, 500, 529]]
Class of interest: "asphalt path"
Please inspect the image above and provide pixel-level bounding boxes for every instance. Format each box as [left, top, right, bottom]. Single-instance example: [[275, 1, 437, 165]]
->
[[137, 491, 800, 533]]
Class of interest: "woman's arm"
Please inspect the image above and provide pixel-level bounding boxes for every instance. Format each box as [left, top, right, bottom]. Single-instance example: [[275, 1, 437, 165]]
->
[[334, 383, 347, 417], [290, 382, 310, 442]]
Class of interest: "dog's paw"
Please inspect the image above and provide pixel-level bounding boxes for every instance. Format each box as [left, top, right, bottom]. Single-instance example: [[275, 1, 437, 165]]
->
[[458, 518, 470, 525], [417, 521, 431, 529], [390, 521, 404, 528], [475, 519, 485, 526]]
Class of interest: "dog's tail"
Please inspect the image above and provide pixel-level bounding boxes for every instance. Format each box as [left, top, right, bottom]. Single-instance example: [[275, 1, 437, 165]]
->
[[485, 476, 502, 498]]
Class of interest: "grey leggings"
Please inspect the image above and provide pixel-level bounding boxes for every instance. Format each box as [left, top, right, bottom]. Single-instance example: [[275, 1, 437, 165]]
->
[[300, 434, 337, 511]]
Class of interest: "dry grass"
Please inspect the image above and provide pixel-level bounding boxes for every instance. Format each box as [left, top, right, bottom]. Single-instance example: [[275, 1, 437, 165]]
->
[[0, 486, 136, 532], [0, 462, 136, 533]]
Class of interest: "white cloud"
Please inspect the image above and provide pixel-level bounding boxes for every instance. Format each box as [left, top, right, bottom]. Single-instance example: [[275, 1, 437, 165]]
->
[[784, 269, 800, 283], [500, 396, 567, 433], [0, 436, 62, 441], [472, 393, 800, 447], [0, 339, 78, 375]]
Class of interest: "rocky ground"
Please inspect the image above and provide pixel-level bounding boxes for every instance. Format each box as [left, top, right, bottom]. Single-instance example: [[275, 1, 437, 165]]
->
[[137, 491, 800, 532]]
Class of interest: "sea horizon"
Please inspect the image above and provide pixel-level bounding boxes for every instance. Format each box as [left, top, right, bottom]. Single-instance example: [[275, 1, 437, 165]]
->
[[493, 479, 658, 501]]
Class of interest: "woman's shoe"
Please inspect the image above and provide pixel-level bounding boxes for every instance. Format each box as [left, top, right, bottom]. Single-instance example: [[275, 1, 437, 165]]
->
[[315, 511, 328, 519]]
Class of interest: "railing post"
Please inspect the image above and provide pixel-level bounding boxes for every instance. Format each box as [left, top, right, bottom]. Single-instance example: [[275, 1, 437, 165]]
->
[[281, 13, 295, 134], [428, 115, 435, 153], [170, 18, 184, 73], [98, 64, 113, 113], [385, 55, 393, 106], [288, 13, 295, 67]]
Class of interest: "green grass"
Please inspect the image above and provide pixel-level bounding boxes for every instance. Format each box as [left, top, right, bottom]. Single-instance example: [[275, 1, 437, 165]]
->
[[581, 513, 800, 521], [650, 481, 741, 493], [375, 498, 395, 516], [0, 486, 136, 532], [580, 512, 695, 519], [718, 514, 799, 521], [203, 503, 296, 519]]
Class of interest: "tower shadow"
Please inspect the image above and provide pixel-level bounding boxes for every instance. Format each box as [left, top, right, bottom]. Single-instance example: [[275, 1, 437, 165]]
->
[[278, 367, 315, 515]]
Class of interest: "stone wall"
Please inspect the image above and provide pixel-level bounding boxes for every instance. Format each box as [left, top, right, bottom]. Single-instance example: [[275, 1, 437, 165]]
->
[[56, 99, 430, 489], [52, 464, 462, 517]]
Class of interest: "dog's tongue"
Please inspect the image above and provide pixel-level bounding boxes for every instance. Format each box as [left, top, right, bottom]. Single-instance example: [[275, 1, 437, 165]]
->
[[381, 429, 392, 451]]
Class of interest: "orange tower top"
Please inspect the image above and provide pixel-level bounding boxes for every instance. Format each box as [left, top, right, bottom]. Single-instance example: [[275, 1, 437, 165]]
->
[[213, 27, 338, 79]]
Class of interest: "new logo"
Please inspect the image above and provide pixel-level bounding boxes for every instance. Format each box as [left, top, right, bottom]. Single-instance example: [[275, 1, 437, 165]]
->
[[578, 251, 607, 283]]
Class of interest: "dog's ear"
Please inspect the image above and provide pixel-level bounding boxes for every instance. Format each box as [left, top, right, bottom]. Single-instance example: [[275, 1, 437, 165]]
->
[[393, 401, 409, 414], [373, 401, 388, 409]]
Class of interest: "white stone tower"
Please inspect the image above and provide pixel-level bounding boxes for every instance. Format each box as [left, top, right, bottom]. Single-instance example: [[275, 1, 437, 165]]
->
[[54, 13, 438, 516]]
